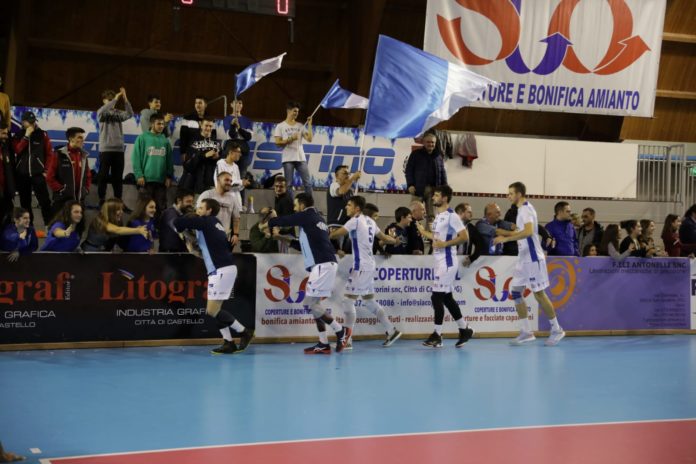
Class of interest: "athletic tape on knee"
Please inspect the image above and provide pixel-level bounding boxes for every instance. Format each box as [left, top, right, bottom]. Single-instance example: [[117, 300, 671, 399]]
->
[[304, 297, 326, 318], [511, 286, 525, 305]]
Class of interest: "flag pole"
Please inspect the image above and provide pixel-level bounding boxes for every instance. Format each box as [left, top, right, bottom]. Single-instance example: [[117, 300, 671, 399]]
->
[[355, 110, 369, 194]]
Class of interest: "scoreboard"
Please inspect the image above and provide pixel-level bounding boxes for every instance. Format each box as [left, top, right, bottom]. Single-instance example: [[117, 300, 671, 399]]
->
[[177, 0, 296, 17]]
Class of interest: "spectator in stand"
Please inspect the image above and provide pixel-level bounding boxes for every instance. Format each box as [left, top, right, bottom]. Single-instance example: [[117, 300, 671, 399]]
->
[[81, 198, 148, 252], [182, 118, 220, 194], [46, 127, 91, 214], [384, 206, 413, 255], [546, 201, 579, 256], [273, 175, 294, 217], [0, 124, 15, 226], [159, 188, 195, 252], [250, 208, 293, 253], [502, 203, 519, 256], [570, 213, 582, 230], [405, 132, 446, 220], [477, 203, 515, 256], [1, 207, 38, 261], [197, 171, 240, 248], [273, 101, 314, 198], [13, 111, 53, 227], [140, 94, 173, 136], [660, 214, 693, 258], [639, 219, 665, 256], [577, 207, 603, 251], [599, 224, 634, 261], [539, 223, 554, 255], [582, 243, 598, 257], [41, 200, 85, 252], [454, 202, 483, 264], [214, 142, 249, 215], [97, 88, 133, 209], [124, 196, 157, 253], [619, 220, 655, 258], [226, 99, 253, 178], [179, 96, 217, 163], [132, 113, 173, 218], [407, 200, 426, 255], [328, 165, 361, 252], [679, 204, 696, 249]]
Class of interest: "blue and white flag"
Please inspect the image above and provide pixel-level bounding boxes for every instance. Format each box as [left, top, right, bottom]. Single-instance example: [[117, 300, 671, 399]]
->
[[320, 80, 369, 110], [364, 36, 495, 139], [235, 52, 287, 96]]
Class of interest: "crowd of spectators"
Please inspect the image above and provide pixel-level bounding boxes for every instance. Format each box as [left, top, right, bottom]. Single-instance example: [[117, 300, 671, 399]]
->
[[1, 93, 694, 264]]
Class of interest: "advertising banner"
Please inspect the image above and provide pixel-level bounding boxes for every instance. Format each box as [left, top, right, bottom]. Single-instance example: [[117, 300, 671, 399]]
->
[[257, 255, 692, 339], [0, 254, 256, 344], [424, 0, 666, 116]]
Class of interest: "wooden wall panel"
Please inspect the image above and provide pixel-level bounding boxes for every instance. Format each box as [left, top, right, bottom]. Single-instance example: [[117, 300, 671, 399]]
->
[[5, 0, 695, 142]]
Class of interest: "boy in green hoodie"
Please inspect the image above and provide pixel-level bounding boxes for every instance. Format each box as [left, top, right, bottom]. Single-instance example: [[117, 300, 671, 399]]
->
[[132, 113, 173, 218]]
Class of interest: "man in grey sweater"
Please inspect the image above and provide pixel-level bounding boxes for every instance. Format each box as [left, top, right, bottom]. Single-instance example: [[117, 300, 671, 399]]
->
[[97, 87, 133, 209], [140, 94, 173, 136]]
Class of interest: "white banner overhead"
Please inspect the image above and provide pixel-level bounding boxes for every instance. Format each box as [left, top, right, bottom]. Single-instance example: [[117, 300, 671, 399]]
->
[[424, 0, 666, 117]]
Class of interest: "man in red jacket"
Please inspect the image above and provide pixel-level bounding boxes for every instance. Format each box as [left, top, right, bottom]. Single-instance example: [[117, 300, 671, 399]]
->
[[46, 127, 92, 214], [0, 124, 16, 226]]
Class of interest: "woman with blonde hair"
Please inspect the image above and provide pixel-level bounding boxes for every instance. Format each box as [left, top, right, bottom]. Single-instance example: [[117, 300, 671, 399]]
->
[[81, 198, 148, 251]]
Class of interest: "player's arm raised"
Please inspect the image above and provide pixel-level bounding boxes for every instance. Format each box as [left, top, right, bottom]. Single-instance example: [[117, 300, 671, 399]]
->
[[494, 221, 533, 244]]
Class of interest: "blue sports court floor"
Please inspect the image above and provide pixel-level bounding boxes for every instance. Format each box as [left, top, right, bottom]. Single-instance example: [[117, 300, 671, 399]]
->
[[1, 336, 695, 463]]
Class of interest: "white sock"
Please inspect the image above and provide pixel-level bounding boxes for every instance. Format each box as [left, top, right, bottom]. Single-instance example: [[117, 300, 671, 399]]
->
[[364, 300, 394, 333], [329, 320, 342, 332], [230, 320, 245, 332], [434, 324, 443, 335], [219, 327, 232, 341], [549, 317, 561, 332], [318, 331, 328, 344], [343, 300, 357, 330], [455, 318, 467, 329], [520, 317, 531, 333]]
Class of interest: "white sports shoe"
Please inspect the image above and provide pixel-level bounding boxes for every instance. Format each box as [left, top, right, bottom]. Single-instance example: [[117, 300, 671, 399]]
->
[[344, 337, 353, 351], [510, 331, 536, 346], [545, 330, 566, 346]]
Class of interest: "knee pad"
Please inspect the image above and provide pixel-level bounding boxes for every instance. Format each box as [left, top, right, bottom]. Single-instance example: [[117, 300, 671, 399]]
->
[[511, 286, 526, 305]]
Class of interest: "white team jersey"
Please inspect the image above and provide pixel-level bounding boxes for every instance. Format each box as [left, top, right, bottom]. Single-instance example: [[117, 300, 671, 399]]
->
[[344, 214, 379, 271], [432, 208, 465, 268], [516, 201, 545, 263]]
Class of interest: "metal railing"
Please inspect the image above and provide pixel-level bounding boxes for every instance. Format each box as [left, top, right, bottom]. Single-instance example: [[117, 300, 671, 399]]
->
[[637, 144, 689, 204]]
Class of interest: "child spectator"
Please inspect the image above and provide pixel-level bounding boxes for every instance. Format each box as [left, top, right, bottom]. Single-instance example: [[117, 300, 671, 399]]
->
[[1, 207, 38, 262], [125, 196, 158, 252], [41, 201, 85, 252]]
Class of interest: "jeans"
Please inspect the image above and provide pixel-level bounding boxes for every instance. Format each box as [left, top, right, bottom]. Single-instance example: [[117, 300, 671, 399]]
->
[[98, 151, 125, 200], [283, 161, 312, 198]]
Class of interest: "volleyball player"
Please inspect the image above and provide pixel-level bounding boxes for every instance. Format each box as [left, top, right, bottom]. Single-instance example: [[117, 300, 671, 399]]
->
[[493, 181, 565, 346], [262, 193, 348, 354], [174, 198, 254, 354], [329, 195, 402, 348], [416, 185, 474, 348]]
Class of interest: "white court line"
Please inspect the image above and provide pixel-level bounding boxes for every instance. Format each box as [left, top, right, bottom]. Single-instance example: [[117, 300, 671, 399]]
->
[[40, 417, 696, 463]]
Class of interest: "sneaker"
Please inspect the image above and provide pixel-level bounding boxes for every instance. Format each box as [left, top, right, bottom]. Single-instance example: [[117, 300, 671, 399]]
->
[[510, 331, 536, 346], [383, 329, 402, 347], [455, 326, 474, 348], [545, 330, 566, 346], [344, 338, 353, 351], [422, 331, 443, 348], [237, 329, 254, 352], [335, 328, 348, 353], [303, 342, 331, 355], [211, 340, 239, 355]]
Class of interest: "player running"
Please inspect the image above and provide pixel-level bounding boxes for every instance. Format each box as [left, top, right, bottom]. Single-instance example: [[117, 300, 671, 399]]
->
[[262, 193, 348, 354], [493, 181, 565, 346], [416, 185, 474, 348], [174, 198, 254, 355], [329, 195, 402, 349]]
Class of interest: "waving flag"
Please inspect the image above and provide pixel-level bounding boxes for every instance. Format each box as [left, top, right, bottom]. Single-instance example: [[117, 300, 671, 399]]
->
[[235, 52, 287, 96], [364, 36, 495, 139], [320, 79, 369, 110]]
